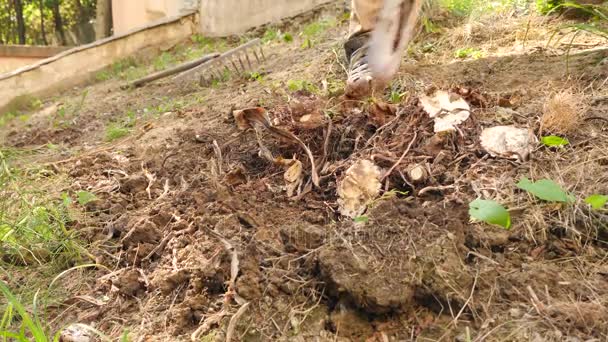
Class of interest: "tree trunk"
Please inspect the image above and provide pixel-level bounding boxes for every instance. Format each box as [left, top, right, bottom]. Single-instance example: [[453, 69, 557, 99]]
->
[[51, 0, 66, 45], [14, 0, 25, 44], [95, 0, 112, 40], [39, 0, 48, 45]]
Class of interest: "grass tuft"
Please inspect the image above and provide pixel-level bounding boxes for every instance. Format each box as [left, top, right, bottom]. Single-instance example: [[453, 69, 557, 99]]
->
[[541, 90, 586, 135]]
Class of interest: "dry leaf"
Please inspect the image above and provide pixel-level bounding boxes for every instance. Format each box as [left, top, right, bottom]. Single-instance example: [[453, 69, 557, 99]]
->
[[223, 167, 248, 187], [284, 159, 303, 197], [419, 90, 470, 133], [480, 126, 536, 161], [232, 107, 319, 186], [369, 101, 396, 127], [337, 160, 382, 218], [60, 324, 92, 342]]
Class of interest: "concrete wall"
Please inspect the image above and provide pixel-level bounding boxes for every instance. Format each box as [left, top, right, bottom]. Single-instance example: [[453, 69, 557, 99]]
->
[[199, 0, 334, 36], [0, 45, 70, 73], [112, 0, 199, 35], [0, 14, 197, 114]]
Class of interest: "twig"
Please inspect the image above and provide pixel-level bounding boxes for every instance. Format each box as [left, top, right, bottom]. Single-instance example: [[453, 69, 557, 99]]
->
[[584, 116, 608, 123], [452, 271, 478, 327], [226, 302, 251, 342], [190, 310, 227, 341], [205, 227, 245, 304], [381, 132, 417, 181], [212, 140, 223, 176], [418, 184, 456, 196]]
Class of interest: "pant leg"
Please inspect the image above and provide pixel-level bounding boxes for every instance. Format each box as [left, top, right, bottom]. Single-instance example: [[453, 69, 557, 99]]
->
[[348, 0, 384, 38]]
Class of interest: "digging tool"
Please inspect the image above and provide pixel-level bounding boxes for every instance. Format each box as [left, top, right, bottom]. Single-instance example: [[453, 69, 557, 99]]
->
[[173, 38, 266, 86], [122, 52, 220, 89]]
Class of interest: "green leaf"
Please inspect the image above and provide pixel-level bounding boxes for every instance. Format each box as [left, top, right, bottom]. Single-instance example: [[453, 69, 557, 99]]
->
[[585, 194, 608, 210], [282, 33, 294, 43], [61, 192, 73, 207], [77, 191, 98, 206], [516, 177, 574, 203], [541, 135, 570, 147], [353, 216, 369, 223], [469, 199, 511, 229]]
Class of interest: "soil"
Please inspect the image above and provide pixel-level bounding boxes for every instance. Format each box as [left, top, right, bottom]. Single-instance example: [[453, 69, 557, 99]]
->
[[1, 3, 608, 341]]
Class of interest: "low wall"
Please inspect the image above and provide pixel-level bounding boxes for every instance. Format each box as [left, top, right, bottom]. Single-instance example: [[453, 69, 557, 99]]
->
[[0, 45, 70, 73], [0, 13, 197, 114], [199, 0, 335, 37]]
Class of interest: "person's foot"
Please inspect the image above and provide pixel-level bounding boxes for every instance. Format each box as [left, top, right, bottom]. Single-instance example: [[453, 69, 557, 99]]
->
[[344, 32, 382, 98], [344, 0, 422, 99]]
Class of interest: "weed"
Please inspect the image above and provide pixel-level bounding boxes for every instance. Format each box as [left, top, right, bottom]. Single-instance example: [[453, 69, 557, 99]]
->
[[263, 28, 294, 44], [389, 90, 406, 103], [262, 27, 280, 43], [469, 199, 511, 229], [287, 80, 319, 94], [95, 57, 141, 81], [300, 18, 336, 48], [422, 17, 442, 34], [454, 47, 485, 59], [517, 177, 575, 203], [0, 150, 90, 338], [105, 110, 137, 142], [536, 0, 562, 14], [547, 1, 608, 47], [153, 52, 175, 71], [0, 150, 83, 268], [0, 280, 112, 341], [0, 112, 18, 127], [247, 71, 265, 82], [585, 194, 608, 210]]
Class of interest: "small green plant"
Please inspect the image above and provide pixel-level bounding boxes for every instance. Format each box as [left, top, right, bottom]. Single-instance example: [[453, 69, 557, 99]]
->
[[95, 57, 141, 81], [454, 47, 485, 59], [422, 17, 441, 34], [353, 216, 369, 223], [299, 18, 336, 48], [585, 194, 608, 210], [105, 109, 137, 142], [153, 52, 175, 71], [546, 1, 608, 56], [469, 199, 511, 229], [536, 0, 562, 14], [282, 33, 294, 43], [247, 71, 264, 82], [389, 90, 406, 103], [0, 281, 48, 341], [262, 27, 280, 43], [287, 80, 319, 94], [76, 191, 98, 206], [517, 177, 575, 203], [0, 112, 18, 127], [541, 135, 570, 147], [105, 125, 130, 142]]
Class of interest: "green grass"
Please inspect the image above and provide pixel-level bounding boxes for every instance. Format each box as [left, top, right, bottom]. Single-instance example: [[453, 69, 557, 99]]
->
[[0, 149, 95, 340], [95, 57, 141, 81], [152, 52, 176, 72], [299, 18, 337, 48], [438, 0, 529, 17], [105, 110, 137, 142], [287, 79, 319, 94], [454, 47, 485, 59]]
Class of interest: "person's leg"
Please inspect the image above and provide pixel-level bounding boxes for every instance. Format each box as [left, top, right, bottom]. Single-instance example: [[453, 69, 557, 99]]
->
[[348, 0, 383, 40], [344, 0, 384, 97], [344, 0, 422, 98]]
